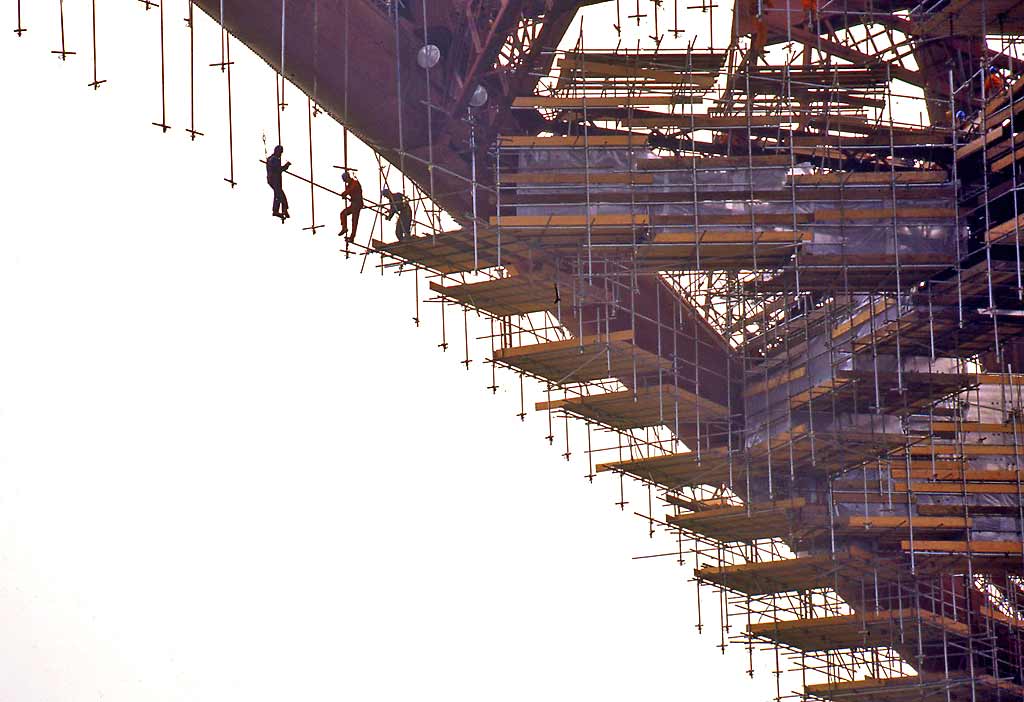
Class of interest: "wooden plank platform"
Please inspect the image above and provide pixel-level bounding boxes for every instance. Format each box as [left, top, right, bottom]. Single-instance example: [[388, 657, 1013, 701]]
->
[[742, 426, 913, 477], [745, 366, 807, 398], [985, 94, 1024, 130], [901, 541, 1024, 575], [695, 554, 838, 595], [636, 230, 810, 269], [988, 130, 1024, 164], [596, 448, 728, 488], [918, 504, 1023, 518], [627, 209, 956, 230], [893, 481, 1024, 495], [597, 426, 916, 489], [788, 370, 975, 415], [987, 139, 1019, 172], [535, 384, 730, 431], [744, 66, 888, 89], [556, 55, 717, 88], [850, 263, 1024, 358], [560, 51, 727, 74], [834, 515, 972, 537], [812, 207, 956, 222], [914, 0, 1024, 36], [955, 125, 1004, 160], [789, 132, 947, 148], [984, 75, 1024, 119], [372, 229, 522, 275], [493, 184, 953, 208], [658, 213, 812, 227], [805, 674, 1024, 702], [902, 540, 1024, 556], [789, 172, 948, 186], [985, 213, 1024, 243], [429, 276, 557, 317], [929, 421, 1024, 436], [488, 214, 650, 237], [831, 298, 899, 340], [899, 469, 1022, 482], [900, 443, 1024, 458], [493, 330, 672, 385], [666, 498, 810, 543], [746, 609, 970, 652], [754, 254, 954, 293]]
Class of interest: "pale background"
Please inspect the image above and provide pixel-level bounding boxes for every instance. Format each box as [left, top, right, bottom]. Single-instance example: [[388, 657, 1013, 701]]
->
[[1, 2, 779, 699]]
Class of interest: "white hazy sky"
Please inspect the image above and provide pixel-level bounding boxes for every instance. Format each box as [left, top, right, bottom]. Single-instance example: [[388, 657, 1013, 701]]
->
[[0, 3, 782, 700]]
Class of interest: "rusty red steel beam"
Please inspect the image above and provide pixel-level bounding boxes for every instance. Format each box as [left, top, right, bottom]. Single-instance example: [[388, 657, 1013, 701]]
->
[[779, 25, 923, 88], [730, 0, 1018, 122], [448, 0, 529, 115]]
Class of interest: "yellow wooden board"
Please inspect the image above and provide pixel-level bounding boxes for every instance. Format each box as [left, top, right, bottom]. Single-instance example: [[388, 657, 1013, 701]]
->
[[789, 172, 947, 186], [556, 55, 716, 88]]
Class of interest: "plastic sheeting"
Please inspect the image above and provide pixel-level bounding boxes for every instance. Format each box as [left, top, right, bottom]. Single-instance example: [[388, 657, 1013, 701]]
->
[[507, 146, 962, 259]]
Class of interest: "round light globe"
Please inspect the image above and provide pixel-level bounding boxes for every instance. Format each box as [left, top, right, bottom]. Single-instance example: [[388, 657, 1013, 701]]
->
[[416, 44, 441, 69], [469, 85, 488, 108]]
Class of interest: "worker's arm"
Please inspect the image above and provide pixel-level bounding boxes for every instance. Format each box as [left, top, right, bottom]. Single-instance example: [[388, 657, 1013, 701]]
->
[[283, 161, 292, 172]]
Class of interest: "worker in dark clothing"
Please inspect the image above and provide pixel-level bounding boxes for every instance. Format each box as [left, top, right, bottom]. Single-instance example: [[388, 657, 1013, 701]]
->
[[266, 145, 291, 221], [382, 187, 413, 241], [339, 171, 363, 242]]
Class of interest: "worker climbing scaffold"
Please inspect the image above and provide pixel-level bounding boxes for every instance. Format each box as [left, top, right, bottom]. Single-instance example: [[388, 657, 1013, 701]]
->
[[338, 170, 363, 242], [266, 145, 291, 222]]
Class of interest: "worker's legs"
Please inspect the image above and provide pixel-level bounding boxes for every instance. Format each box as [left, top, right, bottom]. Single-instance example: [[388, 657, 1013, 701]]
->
[[339, 204, 354, 236], [272, 186, 289, 218], [396, 214, 411, 240], [351, 206, 361, 240], [338, 204, 363, 240]]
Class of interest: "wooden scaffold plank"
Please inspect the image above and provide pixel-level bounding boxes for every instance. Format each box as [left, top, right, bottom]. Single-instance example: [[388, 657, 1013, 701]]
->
[[493, 330, 673, 385], [428, 275, 558, 317], [536, 384, 730, 432]]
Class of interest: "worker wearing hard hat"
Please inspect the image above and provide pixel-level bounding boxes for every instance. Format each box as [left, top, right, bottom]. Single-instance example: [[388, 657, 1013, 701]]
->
[[382, 187, 413, 241]]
